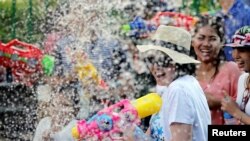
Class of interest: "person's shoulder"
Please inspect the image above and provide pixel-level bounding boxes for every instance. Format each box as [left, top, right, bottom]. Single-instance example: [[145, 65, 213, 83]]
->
[[169, 75, 196, 90], [37, 117, 52, 125], [167, 76, 200, 102], [239, 72, 249, 82], [222, 61, 237, 67], [220, 62, 241, 77], [221, 61, 240, 71]]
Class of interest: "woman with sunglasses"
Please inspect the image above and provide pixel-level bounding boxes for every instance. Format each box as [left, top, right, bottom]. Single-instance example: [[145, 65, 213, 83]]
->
[[191, 16, 241, 125], [221, 26, 250, 125], [126, 25, 211, 141]]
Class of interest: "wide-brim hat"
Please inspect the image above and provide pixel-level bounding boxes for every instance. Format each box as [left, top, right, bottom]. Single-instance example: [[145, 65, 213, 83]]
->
[[137, 25, 199, 64], [225, 26, 250, 48]]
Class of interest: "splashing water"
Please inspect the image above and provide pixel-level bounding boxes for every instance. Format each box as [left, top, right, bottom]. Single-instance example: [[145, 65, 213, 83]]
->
[[0, 0, 159, 140], [0, 0, 212, 140]]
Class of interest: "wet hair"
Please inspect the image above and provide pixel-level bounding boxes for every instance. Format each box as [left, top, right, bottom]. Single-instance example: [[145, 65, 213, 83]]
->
[[144, 49, 196, 80], [193, 15, 225, 43], [144, 57, 196, 80], [155, 42, 196, 77], [190, 15, 226, 79], [175, 63, 196, 77]]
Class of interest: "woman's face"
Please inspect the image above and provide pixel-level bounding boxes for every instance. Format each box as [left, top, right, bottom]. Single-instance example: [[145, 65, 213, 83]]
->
[[145, 51, 176, 86], [232, 49, 245, 71], [236, 48, 250, 72], [192, 25, 222, 63]]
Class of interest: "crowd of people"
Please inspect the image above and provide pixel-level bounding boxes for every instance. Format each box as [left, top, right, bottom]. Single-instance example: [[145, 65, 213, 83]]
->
[[32, 0, 250, 140]]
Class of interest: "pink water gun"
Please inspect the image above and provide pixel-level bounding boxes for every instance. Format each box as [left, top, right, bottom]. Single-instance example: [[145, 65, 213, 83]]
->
[[72, 93, 162, 140]]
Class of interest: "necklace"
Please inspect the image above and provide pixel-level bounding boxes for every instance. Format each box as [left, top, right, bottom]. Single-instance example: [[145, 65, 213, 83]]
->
[[240, 89, 250, 112]]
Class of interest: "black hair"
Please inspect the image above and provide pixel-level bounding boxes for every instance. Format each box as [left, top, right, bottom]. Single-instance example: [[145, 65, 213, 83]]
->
[[154, 41, 196, 77], [193, 15, 225, 43], [190, 15, 226, 79], [144, 49, 196, 80], [175, 63, 196, 77]]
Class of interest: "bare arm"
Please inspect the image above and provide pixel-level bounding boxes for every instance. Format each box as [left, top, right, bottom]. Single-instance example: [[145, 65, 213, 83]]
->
[[235, 110, 250, 125], [145, 128, 150, 135], [205, 92, 221, 109], [170, 123, 192, 141], [221, 95, 250, 125], [222, 103, 250, 125]]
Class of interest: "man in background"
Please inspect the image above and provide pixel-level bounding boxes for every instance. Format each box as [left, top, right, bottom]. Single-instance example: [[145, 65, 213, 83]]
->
[[217, 0, 250, 61]]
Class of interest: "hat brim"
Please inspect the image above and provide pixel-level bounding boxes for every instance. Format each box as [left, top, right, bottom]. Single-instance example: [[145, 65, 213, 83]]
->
[[137, 45, 200, 64], [225, 43, 245, 48]]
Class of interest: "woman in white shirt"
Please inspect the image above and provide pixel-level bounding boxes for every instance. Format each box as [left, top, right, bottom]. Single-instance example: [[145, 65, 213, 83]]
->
[[125, 25, 211, 141], [221, 26, 250, 124]]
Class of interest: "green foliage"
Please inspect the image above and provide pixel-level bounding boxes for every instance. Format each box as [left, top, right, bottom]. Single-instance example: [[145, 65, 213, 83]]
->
[[181, 0, 220, 16], [0, 0, 58, 43]]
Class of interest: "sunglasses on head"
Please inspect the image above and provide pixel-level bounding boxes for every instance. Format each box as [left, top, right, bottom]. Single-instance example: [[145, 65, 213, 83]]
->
[[144, 55, 172, 67]]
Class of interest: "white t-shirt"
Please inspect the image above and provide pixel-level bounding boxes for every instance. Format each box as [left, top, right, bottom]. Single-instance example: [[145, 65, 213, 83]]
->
[[236, 73, 250, 115], [150, 75, 211, 141]]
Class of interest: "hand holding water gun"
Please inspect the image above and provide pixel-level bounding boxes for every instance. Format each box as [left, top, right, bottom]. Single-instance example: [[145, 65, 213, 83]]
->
[[0, 39, 55, 84], [72, 93, 162, 140]]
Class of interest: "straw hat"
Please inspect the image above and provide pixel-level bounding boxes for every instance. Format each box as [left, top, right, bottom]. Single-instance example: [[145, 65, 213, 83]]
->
[[137, 25, 199, 64]]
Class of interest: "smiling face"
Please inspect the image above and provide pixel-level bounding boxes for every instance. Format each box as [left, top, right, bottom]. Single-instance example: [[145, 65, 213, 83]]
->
[[144, 51, 176, 86], [232, 49, 245, 71], [192, 25, 223, 63], [235, 48, 250, 72]]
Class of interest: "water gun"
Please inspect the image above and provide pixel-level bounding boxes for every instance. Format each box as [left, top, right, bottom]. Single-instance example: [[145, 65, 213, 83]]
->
[[150, 11, 198, 31], [121, 16, 157, 38], [0, 39, 55, 83], [72, 93, 162, 140]]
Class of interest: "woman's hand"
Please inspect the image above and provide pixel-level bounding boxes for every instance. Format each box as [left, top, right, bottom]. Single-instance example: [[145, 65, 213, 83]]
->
[[121, 124, 152, 141], [121, 124, 136, 141], [221, 91, 240, 116]]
